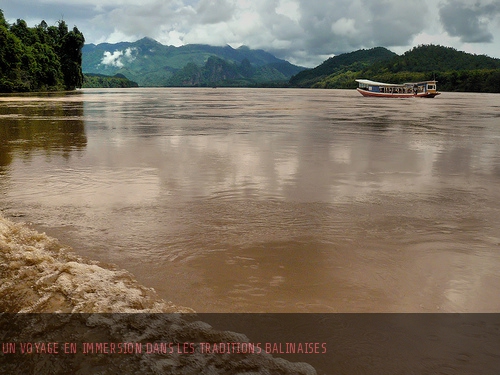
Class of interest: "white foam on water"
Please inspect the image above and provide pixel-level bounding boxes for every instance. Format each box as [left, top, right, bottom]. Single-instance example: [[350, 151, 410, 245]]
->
[[0, 214, 317, 374], [0, 214, 192, 313]]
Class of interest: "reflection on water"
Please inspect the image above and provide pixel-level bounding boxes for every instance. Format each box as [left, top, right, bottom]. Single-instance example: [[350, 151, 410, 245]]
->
[[1, 88, 500, 312], [0, 93, 86, 168]]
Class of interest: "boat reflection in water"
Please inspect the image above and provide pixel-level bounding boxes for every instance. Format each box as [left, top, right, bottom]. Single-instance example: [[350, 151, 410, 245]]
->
[[356, 79, 440, 98]]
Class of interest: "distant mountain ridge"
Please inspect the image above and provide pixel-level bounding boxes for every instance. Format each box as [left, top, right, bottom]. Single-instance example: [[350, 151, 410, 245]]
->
[[82, 37, 306, 87], [83, 40, 500, 91]]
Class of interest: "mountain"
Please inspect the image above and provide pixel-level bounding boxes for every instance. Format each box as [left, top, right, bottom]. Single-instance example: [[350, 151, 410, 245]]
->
[[291, 45, 500, 92], [82, 37, 306, 87], [289, 47, 396, 88]]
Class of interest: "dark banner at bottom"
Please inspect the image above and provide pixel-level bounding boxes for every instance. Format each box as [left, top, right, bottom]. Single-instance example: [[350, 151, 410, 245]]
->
[[1, 313, 499, 375]]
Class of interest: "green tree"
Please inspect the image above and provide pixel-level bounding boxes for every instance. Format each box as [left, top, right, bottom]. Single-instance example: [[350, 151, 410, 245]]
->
[[10, 19, 35, 46], [0, 11, 84, 92], [0, 13, 25, 91], [59, 25, 85, 89], [0, 9, 8, 28]]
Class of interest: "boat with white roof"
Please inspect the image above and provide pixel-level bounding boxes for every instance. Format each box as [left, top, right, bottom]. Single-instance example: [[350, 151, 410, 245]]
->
[[356, 79, 440, 98]]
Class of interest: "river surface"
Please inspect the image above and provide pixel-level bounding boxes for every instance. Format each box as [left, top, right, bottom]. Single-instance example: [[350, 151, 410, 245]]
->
[[1, 88, 500, 313]]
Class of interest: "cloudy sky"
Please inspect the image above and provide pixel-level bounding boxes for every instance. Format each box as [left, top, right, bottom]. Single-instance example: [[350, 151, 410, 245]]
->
[[2, 0, 500, 67]]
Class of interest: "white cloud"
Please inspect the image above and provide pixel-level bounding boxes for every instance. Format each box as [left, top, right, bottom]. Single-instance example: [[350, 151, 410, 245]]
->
[[124, 47, 136, 59], [331, 17, 357, 37], [102, 50, 125, 67], [2, 0, 500, 68], [101, 47, 137, 68], [276, 0, 300, 22], [156, 29, 185, 47]]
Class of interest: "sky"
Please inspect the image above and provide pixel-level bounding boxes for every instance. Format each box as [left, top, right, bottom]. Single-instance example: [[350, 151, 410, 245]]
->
[[2, 0, 500, 67]]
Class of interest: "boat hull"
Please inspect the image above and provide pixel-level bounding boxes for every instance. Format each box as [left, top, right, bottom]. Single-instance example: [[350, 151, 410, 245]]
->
[[356, 88, 440, 98]]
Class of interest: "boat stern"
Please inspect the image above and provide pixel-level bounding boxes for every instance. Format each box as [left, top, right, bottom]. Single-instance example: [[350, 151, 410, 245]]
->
[[424, 80, 440, 97]]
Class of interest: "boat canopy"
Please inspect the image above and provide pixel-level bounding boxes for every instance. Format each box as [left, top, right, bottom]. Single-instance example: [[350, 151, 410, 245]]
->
[[403, 80, 438, 85], [355, 78, 440, 98], [356, 79, 437, 87], [356, 79, 404, 87]]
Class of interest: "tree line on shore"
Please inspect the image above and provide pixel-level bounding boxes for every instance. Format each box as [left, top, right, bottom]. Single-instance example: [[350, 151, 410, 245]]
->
[[0, 10, 84, 92], [2, 9, 500, 93], [290, 45, 500, 93], [82, 73, 138, 88]]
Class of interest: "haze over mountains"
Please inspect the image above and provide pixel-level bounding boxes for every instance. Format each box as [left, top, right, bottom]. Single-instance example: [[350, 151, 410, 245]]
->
[[82, 37, 306, 87]]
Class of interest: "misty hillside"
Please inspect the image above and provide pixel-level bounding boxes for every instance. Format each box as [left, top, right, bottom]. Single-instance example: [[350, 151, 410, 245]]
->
[[82, 38, 306, 87]]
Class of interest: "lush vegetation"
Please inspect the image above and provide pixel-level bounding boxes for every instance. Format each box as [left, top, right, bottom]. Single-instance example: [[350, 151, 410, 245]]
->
[[83, 73, 138, 88], [82, 38, 306, 87], [289, 47, 397, 87], [4, 7, 497, 93], [0, 10, 84, 92], [292, 45, 500, 92], [165, 56, 300, 87]]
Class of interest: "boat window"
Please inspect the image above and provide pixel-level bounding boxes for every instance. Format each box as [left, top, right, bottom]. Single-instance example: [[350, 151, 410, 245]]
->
[[428, 84, 436, 90]]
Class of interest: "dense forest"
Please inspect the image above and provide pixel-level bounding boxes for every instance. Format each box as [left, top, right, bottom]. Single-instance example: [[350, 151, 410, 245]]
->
[[289, 47, 397, 88], [0, 10, 84, 92], [291, 45, 500, 92], [83, 73, 138, 88]]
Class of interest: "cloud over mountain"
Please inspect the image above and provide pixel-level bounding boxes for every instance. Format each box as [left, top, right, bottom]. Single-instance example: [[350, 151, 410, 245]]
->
[[101, 47, 137, 68], [2, 0, 500, 67]]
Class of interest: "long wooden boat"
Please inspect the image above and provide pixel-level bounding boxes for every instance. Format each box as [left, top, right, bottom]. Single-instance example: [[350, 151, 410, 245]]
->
[[356, 79, 440, 98]]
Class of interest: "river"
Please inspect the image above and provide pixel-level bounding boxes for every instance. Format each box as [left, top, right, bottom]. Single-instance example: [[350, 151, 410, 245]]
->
[[1, 88, 500, 313]]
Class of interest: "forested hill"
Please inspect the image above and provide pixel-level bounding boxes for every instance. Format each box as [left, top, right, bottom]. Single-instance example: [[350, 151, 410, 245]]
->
[[0, 10, 85, 92], [291, 45, 500, 92], [377, 44, 500, 72], [289, 47, 396, 87]]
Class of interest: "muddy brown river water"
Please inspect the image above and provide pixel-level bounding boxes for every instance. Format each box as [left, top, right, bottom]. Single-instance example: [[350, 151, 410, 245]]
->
[[1, 88, 500, 313]]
